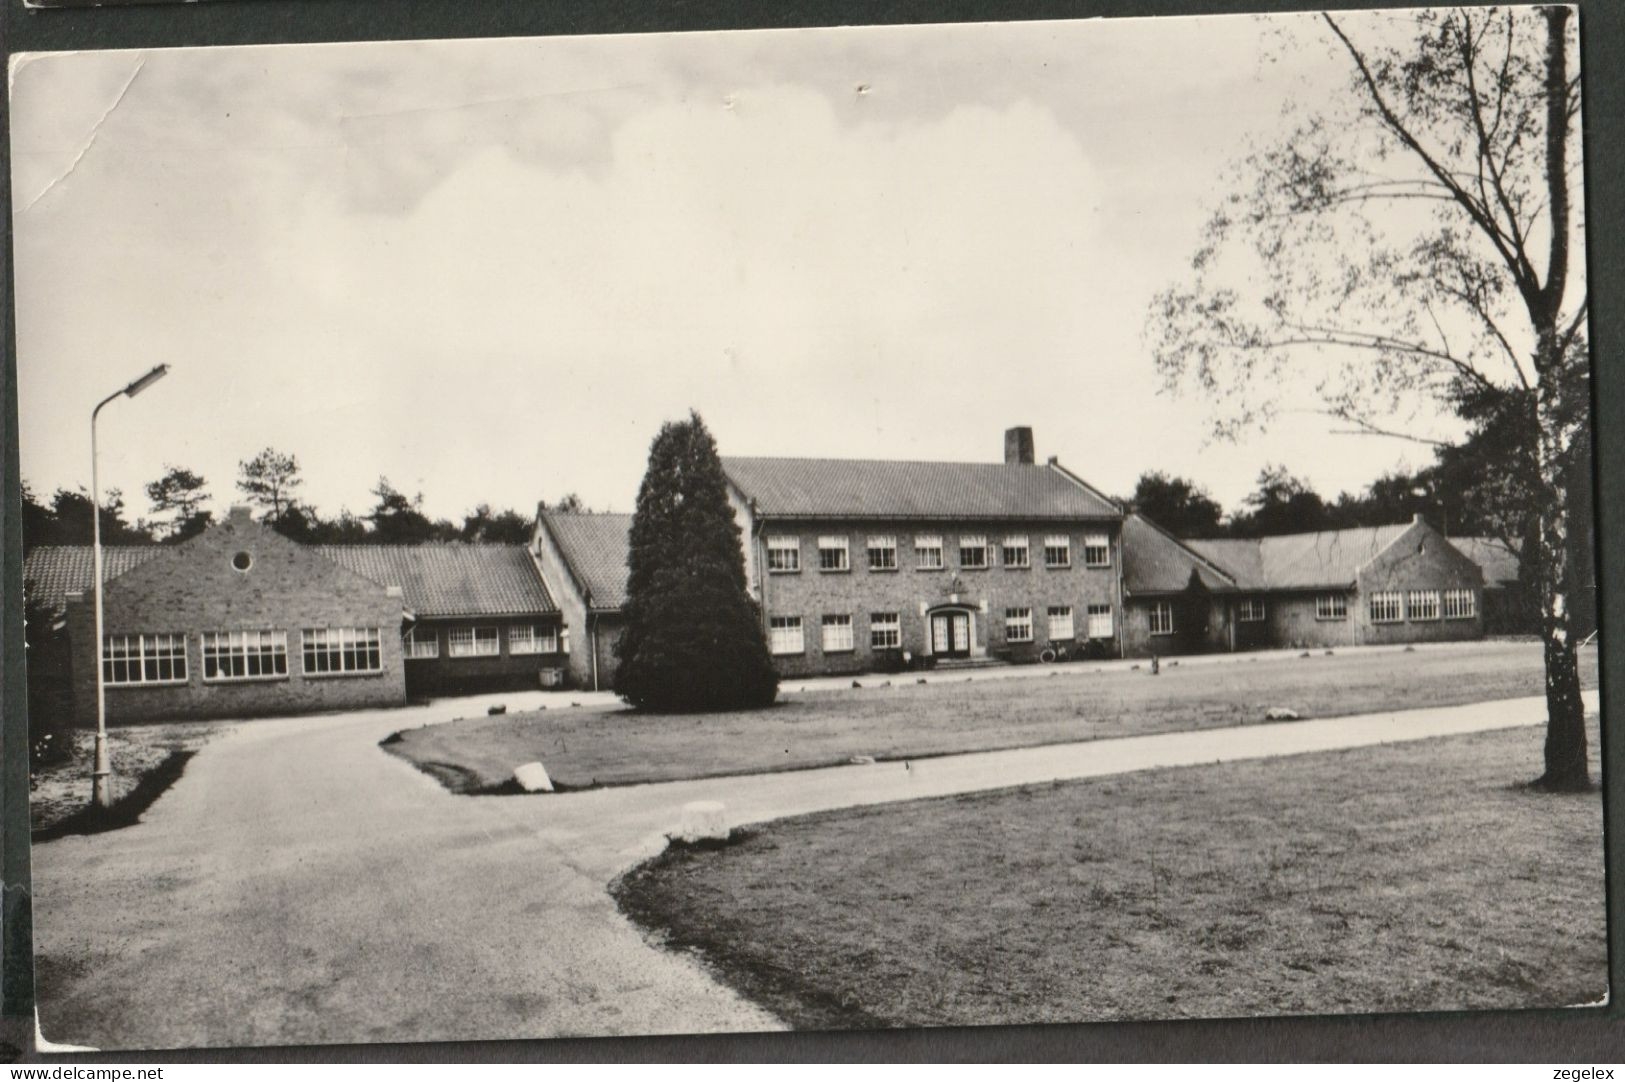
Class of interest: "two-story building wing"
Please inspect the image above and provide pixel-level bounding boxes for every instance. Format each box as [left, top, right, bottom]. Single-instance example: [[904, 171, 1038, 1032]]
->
[[721, 428, 1126, 677]]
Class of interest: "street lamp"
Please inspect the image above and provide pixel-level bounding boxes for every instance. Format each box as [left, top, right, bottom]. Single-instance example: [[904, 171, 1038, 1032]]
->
[[90, 363, 170, 809]]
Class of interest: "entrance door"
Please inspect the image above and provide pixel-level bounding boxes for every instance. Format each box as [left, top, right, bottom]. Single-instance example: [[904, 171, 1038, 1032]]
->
[[930, 611, 971, 658]]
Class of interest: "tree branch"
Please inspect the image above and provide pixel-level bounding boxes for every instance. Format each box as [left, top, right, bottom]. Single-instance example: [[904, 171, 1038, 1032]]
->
[[1322, 12, 1541, 311]]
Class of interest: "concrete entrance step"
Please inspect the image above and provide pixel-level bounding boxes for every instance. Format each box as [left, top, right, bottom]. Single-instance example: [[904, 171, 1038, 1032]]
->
[[933, 657, 1006, 670]]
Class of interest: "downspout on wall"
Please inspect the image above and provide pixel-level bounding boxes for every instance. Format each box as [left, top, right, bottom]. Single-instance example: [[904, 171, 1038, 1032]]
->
[[1113, 521, 1127, 659], [586, 594, 600, 693]]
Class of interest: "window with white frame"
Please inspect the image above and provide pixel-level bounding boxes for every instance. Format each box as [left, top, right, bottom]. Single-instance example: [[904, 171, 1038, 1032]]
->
[[103, 633, 187, 686], [1087, 603, 1113, 639], [821, 614, 854, 652], [446, 626, 500, 658], [1442, 588, 1477, 619], [1048, 606, 1075, 641], [202, 630, 288, 681], [818, 535, 850, 572], [1002, 535, 1030, 568], [404, 628, 439, 659], [870, 612, 902, 649], [508, 625, 560, 655], [1005, 607, 1034, 643], [1044, 534, 1071, 568], [1407, 589, 1441, 621], [1369, 591, 1403, 624], [1149, 602, 1175, 635], [302, 627, 383, 674], [1316, 594, 1348, 621], [867, 535, 898, 571], [1238, 598, 1267, 623], [1083, 532, 1111, 568], [959, 534, 989, 569], [915, 535, 944, 570], [766, 535, 800, 573], [769, 616, 805, 655]]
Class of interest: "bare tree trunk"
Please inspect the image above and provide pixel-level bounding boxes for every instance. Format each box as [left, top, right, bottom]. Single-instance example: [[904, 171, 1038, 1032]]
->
[[1533, 335, 1589, 791], [1529, 7, 1589, 791]]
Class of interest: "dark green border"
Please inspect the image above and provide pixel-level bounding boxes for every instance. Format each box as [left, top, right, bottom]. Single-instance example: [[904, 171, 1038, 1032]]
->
[[2, 0, 1619, 1063]]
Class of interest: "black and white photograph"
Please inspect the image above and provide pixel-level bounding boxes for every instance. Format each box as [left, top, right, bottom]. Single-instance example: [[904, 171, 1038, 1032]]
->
[[6, 4, 1607, 1055]]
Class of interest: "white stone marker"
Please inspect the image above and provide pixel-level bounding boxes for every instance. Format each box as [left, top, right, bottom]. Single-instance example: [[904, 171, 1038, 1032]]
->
[[513, 761, 555, 792], [678, 800, 729, 842]]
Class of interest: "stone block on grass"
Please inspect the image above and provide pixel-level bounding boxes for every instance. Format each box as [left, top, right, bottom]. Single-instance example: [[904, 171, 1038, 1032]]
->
[[513, 761, 554, 792], [678, 800, 729, 842]]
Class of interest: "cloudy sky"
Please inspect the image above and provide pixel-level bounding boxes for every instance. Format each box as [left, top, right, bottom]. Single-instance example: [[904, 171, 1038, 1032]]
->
[[12, 12, 1469, 524]]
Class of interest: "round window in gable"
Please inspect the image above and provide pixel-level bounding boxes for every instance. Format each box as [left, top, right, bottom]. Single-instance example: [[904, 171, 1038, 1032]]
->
[[232, 551, 253, 572]]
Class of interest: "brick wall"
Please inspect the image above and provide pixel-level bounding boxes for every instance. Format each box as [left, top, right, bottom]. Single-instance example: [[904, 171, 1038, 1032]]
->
[[752, 519, 1121, 677], [531, 519, 595, 689], [65, 511, 407, 724], [1121, 595, 1230, 657], [583, 614, 624, 692], [1268, 593, 1362, 650], [403, 615, 567, 697], [1355, 520, 1485, 645]]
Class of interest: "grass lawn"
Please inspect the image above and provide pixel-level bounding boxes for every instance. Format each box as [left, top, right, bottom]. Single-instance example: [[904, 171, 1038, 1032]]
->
[[30, 722, 220, 837], [387, 641, 1598, 791], [612, 715, 1607, 1029]]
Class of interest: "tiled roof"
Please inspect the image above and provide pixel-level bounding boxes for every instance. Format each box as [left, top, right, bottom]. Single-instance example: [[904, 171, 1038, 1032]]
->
[[1181, 539, 1265, 590], [1450, 536, 1522, 588], [539, 511, 633, 610], [27, 541, 557, 621], [1187, 523, 1415, 591], [1121, 514, 1236, 596], [22, 545, 164, 619], [722, 457, 1120, 521], [314, 545, 555, 618]]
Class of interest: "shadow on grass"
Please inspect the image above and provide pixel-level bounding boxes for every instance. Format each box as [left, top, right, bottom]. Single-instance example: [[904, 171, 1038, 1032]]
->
[[33, 749, 196, 842]]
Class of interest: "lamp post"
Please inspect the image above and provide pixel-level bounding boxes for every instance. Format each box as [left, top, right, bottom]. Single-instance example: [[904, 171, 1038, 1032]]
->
[[90, 363, 170, 809]]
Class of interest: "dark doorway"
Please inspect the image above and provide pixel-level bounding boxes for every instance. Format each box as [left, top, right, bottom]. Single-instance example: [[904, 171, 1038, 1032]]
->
[[930, 610, 972, 659]]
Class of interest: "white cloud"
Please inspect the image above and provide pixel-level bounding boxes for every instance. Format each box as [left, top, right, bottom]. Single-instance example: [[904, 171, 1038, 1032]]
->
[[12, 15, 1467, 523]]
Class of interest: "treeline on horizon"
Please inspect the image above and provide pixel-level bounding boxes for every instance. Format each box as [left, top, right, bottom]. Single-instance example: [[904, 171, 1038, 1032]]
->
[[25, 420, 1592, 557], [21, 446, 589, 552]]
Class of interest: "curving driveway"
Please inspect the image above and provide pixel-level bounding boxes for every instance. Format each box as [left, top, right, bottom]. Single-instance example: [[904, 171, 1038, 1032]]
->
[[30, 680, 1597, 1052]]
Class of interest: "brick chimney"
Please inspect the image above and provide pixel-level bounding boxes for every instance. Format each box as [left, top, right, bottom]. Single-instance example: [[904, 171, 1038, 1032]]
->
[[1004, 426, 1035, 465]]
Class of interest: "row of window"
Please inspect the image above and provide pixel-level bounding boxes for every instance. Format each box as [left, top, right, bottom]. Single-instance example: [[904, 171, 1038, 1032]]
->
[[404, 625, 561, 659], [1136, 589, 1478, 639], [1005, 605, 1113, 643], [766, 533, 1111, 574], [1368, 588, 1476, 624], [766, 605, 1114, 656], [103, 627, 383, 686]]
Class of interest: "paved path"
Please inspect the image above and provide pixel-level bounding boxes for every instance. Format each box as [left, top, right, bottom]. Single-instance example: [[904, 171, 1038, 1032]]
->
[[30, 679, 1597, 1051]]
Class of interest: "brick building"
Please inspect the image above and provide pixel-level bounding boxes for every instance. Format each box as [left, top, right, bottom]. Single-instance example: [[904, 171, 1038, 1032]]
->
[[1120, 512, 1250, 657], [1450, 535, 1535, 634], [721, 428, 1126, 677], [54, 507, 409, 723], [531, 509, 631, 691], [317, 544, 565, 698], [23, 439, 1498, 727], [25, 508, 562, 724], [1176, 515, 1486, 651]]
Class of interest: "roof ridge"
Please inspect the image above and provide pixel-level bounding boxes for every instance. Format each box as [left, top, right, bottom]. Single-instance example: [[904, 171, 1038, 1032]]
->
[[1127, 513, 1238, 586], [723, 454, 1055, 468]]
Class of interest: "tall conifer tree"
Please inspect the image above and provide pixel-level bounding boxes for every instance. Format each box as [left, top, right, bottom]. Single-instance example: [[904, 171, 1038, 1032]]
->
[[614, 412, 778, 712]]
